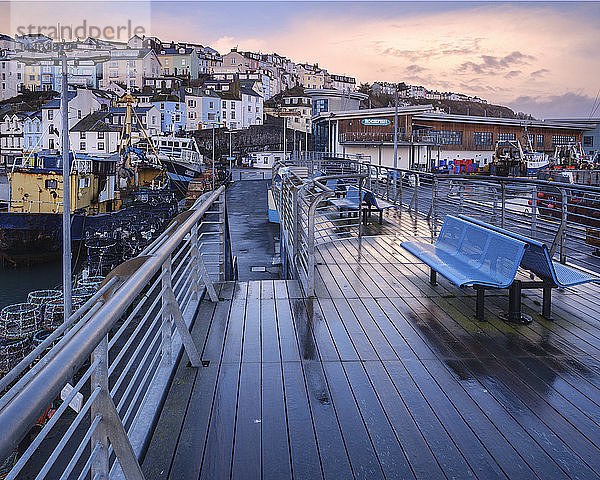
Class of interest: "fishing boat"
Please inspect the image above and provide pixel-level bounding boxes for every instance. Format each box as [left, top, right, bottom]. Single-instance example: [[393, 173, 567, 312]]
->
[[489, 138, 549, 177], [0, 150, 177, 265], [151, 135, 204, 194]]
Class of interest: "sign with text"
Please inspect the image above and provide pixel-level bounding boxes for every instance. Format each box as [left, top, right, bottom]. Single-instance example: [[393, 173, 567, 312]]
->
[[361, 118, 391, 126]]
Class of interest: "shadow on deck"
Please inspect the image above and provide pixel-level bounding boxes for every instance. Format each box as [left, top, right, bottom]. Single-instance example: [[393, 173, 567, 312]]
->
[[143, 209, 600, 480]]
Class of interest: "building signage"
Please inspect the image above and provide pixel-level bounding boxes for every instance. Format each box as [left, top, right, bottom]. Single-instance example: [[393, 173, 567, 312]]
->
[[361, 118, 391, 126]]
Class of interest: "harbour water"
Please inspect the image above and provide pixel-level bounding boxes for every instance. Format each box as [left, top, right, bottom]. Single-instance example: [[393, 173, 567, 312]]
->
[[0, 261, 61, 309]]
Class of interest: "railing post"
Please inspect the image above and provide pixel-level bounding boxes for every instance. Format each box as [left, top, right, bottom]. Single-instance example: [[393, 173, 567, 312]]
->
[[501, 182, 506, 228], [161, 258, 174, 367], [414, 173, 419, 215], [292, 187, 299, 265], [218, 190, 226, 281], [91, 336, 110, 480], [560, 187, 568, 264], [307, 200, 316, 297], [531, 186, 537, 240]]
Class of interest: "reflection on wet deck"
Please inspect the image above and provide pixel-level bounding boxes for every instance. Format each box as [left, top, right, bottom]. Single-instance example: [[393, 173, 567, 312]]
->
[[144, 212, 600, 480]]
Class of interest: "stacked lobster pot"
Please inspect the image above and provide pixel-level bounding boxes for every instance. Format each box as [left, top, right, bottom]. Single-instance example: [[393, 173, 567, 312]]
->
[[0, 303, 39, 374]]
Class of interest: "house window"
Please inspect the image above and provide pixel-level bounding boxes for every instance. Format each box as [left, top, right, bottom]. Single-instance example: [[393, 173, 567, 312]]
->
[[49, 124, 54, 134], [49, 139, 54, 149], [222, 101, 226, 108], [45, 179, 58, 189], [223, 111, 227, 119], [80, 132, 86, 139], [209, 101, 214, 108], [77, 110, 82, 119], [80, 142, 86, 150], [536, 135, 544, 148], [429, 130, 463, 145], [584, 136, 594, 147], [231, 111, 235, 119], [79, 178, 90, 188], [48, 110, 53, 120], [552, 135, 576, 146], [98, 142, 105, 150], [473, 132, 492, 146], [231, 101, 235, 109], [208, 113, 216, 121], [97, 131, 104, 139], [497, 132, 516, 142]]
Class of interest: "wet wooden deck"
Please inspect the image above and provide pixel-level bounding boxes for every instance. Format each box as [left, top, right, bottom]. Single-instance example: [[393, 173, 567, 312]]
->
[[143, 210, 600, 480]]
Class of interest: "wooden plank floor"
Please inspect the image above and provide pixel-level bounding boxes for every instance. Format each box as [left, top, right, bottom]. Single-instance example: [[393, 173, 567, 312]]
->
[[144, 211, 600, 480]]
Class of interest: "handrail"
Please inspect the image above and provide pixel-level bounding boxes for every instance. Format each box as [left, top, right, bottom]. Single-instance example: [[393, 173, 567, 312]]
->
[[0, 185, 226, 476]]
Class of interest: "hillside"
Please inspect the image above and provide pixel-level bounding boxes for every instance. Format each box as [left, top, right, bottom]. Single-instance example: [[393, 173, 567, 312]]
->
[[366, 93, 517, 119]]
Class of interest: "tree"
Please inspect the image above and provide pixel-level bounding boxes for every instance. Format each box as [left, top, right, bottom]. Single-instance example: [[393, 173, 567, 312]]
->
[[358, 82, 371, 95]]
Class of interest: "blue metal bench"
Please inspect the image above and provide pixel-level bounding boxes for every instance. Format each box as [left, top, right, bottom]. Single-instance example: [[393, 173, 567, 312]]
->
[[330, 185, 363, 214], [363, 191, 395, 224], [457, 215, 600, 320], [401, 215, 529, 322]]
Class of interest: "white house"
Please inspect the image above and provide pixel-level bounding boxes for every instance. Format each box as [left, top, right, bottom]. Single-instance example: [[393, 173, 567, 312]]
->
[[23, 111, 43, 153], [0, 112, 26, 169], [249, 150, 290, 169], [41, 88, 112, 151], [219, 92, 242, 130], [184, 87, 221, 131], [69, 111, 121, 155], [0, 57, 25, 101], [241, 86, 263, 128]]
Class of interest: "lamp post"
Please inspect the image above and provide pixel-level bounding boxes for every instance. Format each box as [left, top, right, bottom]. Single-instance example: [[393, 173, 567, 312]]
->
[[13, 49, 109, 322]]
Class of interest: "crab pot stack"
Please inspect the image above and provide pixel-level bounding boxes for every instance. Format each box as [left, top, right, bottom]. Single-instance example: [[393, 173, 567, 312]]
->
[[0, 303, 39, 373], [72, 285, 98, 302], [85, 236, 120, 276], [43, 296, 85, 331]]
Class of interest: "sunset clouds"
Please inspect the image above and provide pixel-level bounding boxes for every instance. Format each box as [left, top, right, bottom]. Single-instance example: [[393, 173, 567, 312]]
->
[[2, 1, 599, 118]]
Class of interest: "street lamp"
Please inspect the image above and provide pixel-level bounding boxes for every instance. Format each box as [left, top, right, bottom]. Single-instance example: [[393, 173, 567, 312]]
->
[[13, 48, 109, 322]]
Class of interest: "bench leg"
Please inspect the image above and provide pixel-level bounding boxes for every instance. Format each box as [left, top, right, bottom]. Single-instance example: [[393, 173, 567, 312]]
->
[[475, 287, 485, 322], [379, 209, 383, 224], [506, 280, 532, 324], [429, 268, 437, 286], [542, 286, 552, 320]]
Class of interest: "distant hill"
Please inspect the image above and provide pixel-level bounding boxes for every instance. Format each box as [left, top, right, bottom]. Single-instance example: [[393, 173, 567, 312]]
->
[[365, 93, 518, 119]]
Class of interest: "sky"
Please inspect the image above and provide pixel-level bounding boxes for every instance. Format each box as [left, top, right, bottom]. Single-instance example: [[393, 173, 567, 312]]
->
[[2, 1, 600, 118]]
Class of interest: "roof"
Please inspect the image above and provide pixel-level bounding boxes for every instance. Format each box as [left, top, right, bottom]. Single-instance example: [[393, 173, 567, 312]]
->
[[240, 86, 262, 98], [158, 48, 195, 56], [217, 91, 241, 101], [70, 111, 120, 132], [109, 106, 156, 115], [312, 105, 433, 122], [41, 91, 77, 109], [151, 94, 182, 103], [413, 112, 590, 130]]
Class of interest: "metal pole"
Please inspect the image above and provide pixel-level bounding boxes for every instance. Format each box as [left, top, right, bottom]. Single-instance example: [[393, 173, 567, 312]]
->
[[393, 85, 398, 197], [283, 117, 287, 160], [229, 130, 232, 171], [61, 52, 72, 322], [212, 124, 215, 190]]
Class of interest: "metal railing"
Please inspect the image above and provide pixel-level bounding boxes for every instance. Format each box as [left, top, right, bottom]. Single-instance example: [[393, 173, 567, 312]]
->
[[338, 131, 443, 145], [0, 186, 227, 479], [272, 159, 366, 296], [275, 156, 600, 284]]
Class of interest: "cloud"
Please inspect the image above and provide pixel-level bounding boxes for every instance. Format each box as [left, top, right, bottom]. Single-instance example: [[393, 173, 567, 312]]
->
[[505, 70, 521, 79], [509, 92, 597, 118], [406, 64, 427, 74], [458, 51, 536, 74], [530, 68, 549, 78]]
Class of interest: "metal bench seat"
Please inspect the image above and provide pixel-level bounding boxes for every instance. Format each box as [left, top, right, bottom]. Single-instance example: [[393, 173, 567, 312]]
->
[[364, 191, 395, 224], [330, 185, 362, 211], [457, 215, 600, 288], [401, 215, 528, 322]]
